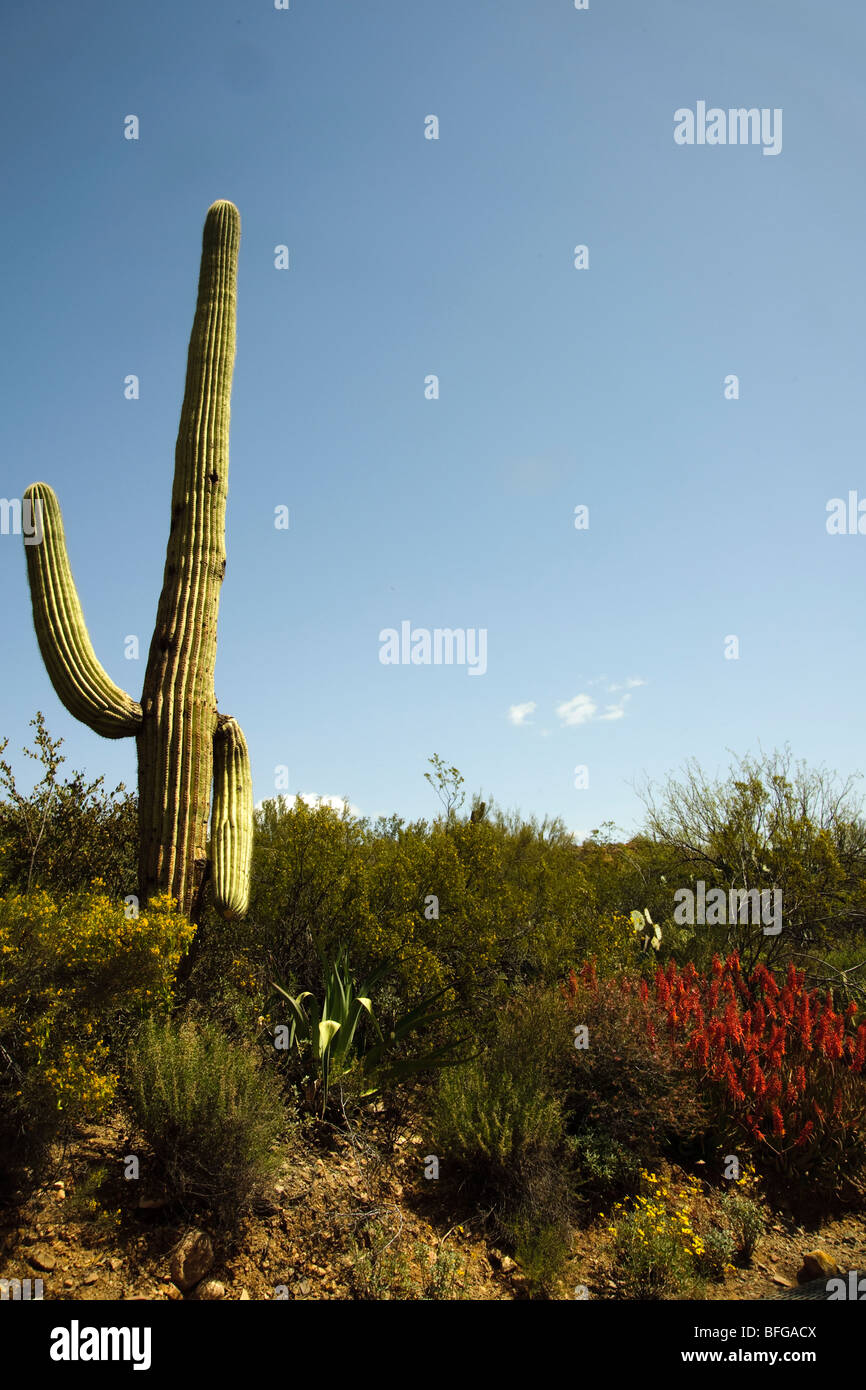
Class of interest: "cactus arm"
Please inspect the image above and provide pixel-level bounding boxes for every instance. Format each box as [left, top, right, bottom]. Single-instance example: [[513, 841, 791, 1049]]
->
[[137, 200, 240, 914], [211, 714, 252, 920], [22, 482, 142, 739]]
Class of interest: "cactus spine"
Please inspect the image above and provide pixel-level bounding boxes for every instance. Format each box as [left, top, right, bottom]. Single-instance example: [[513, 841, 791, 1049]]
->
[[22, 200, 252, 921]]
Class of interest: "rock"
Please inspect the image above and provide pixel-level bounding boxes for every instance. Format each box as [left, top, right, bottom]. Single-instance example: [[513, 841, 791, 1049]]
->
[[170, 1230, 215, 1292], [83, 1274, 99, 1286], [500, 1256, 517, 1274], [798, 1251, 839, 1283], [165, 1285, 183, 1300], [29, 1249, 56, 1272], [772, 1276, 795, 1289], [195, 1280, 225, 1300], [239, 1288, 251, 1300], [109, 1258, 123, 1272]]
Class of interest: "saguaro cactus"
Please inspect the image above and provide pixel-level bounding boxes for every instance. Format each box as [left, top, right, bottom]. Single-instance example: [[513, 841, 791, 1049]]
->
[[22, 200, 252, 921]]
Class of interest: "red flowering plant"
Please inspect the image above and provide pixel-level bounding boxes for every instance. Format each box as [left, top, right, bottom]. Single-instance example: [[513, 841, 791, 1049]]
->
[[647, 953, 866, 1181]]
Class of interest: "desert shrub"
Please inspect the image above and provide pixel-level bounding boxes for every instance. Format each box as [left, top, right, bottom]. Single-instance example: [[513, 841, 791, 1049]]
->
[[0, 714, 138, 900], [651, 955, 866, 1185], [0, 886, 192, 1170], [561, 964, 707, 1184], [123, 1017, 287, 1221], [568, 1127, 642, 1193], [720, 1171, 765, 1261], [694, 1225, 736, 1281], [509, 1217, 573, 1297], [433, 986, 573, 1275], [246, 788, 619, 1046], [604, 1168, 705, 1299]]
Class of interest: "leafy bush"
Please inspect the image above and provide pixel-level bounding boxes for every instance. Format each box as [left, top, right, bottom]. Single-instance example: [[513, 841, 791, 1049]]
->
[[0, 886, 192, 1168], [561, 964, 707, 1181], [569, 1127, 642, 1194], [720, 1186, 765, 1261], [603, 1169, 705, 1299], [0, 714, 138, 900], [433, 986, 573, 1277], [694, 1225, 736, 1281], [123, 1017, 287, 1221]]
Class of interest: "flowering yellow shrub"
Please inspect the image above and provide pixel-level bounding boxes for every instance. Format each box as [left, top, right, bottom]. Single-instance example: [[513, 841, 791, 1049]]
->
[[0, 884, 193, 1133], [601, 1168, 711, 1297]]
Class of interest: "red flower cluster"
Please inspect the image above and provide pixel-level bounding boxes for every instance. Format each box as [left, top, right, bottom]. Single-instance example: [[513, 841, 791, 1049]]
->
[[563, 956, 866, 1174]]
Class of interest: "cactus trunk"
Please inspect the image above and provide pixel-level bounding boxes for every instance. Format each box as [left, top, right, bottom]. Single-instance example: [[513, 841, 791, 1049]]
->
[[22, 201, 253, 923], [137, 201, 239, 916]]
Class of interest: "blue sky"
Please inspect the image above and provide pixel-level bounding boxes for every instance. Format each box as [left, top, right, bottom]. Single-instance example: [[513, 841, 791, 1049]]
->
[[2, 0, 865, 839]]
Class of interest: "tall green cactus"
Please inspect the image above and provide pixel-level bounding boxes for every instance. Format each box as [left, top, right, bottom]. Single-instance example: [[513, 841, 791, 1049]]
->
[[22, 200, 252, 922]]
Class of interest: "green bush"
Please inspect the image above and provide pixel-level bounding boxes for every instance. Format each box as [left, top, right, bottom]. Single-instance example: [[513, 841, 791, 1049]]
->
[[720, 1189, 764, 1262], [0, 714, 138, 900], [433, 986, 573, 1278], [123, 1017, 287, 1221], [562, 967, 707, 1177], [694, 1226, 736, 1282], [0, 886, 192, 1174]]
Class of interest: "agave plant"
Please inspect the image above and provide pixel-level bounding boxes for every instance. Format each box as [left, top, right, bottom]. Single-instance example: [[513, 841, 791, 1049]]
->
[[270, 948, 461, 1115]]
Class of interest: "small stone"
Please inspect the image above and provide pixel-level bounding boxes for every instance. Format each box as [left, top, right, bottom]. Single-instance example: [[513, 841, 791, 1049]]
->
[[196, 1280, 225, 1300], [799, 1251, 839, 1283], [500, 1256, 516, 1274], [109, 1258, 123, 1272], [63, 1278, 74, 1288], [170, 1230, 214, 1292], [166, 1284, 183, 1300], [239, 1288, 251, 1300], [83, 1274, 99, 1286], [29, 1250, 56, 1273], [772, 1276, 795, 1289]]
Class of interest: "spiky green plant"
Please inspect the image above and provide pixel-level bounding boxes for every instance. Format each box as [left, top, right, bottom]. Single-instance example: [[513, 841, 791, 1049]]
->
[[21, 200, 251, 922]]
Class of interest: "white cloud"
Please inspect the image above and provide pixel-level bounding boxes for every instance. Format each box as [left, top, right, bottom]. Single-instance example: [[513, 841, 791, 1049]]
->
[[508, 701, 537, 726], [557, 679, 646, 726], [556, 693, 598, 726]]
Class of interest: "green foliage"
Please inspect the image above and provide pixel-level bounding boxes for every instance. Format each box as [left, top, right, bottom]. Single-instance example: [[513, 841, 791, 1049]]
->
[[433, 986, 573, 1274], [508, 1217, 573, 1298], [0, 885, 193, 1170], [270, 946, 462, 1115], [568, 1127, 642, 1194], [0, 713, 137, 900], [694, 1225, 736, 1281], [249, 789, 609, 1039], [562, 967, 707, 1179], [604, 1171, 706, 1300], [720, 1189, 765, 1261], [640, 748, 866, 969], [424, 754, 465, 819], [123, 1016, 286, 1221]]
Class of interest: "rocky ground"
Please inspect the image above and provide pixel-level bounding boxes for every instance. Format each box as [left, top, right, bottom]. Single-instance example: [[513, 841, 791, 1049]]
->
[[1, 1112, 863, 1301]]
